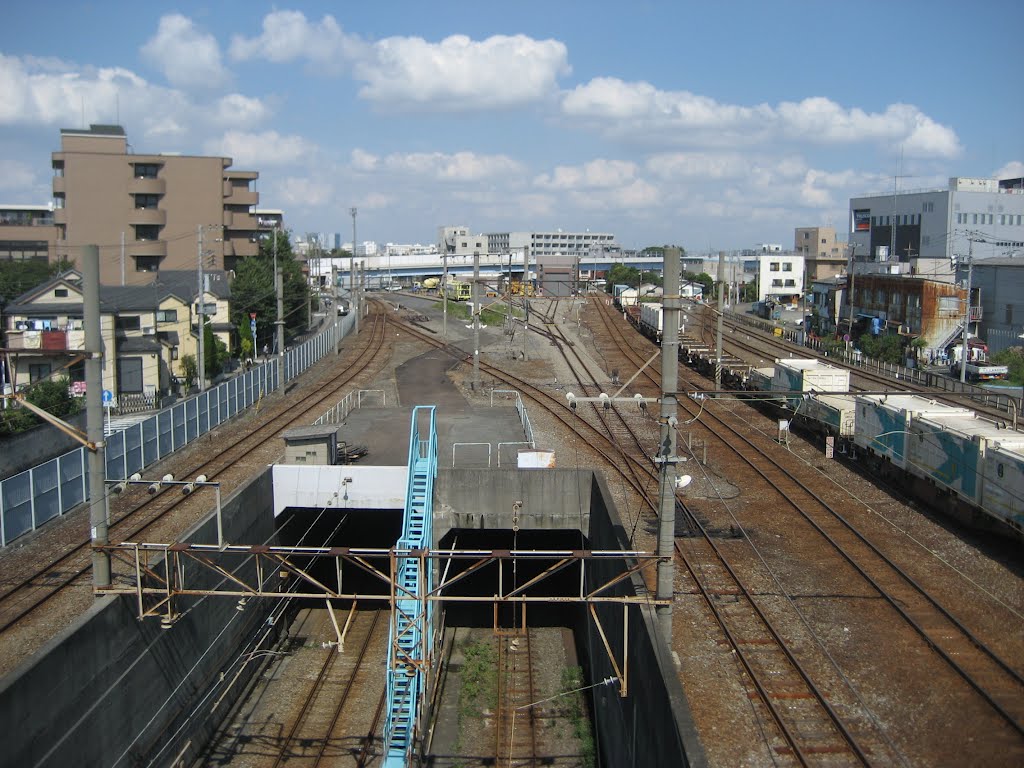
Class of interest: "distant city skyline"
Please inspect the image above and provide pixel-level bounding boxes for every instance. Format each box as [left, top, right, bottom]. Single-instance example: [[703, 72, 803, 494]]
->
[[1, 2, 1021, 252]]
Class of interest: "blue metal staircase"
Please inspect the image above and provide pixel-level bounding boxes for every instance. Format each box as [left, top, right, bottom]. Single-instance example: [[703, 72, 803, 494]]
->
[[384, 406, 437, 767]]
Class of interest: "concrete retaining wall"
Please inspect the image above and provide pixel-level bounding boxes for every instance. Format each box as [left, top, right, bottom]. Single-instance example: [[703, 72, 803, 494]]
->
[[584, 472, 707, 768], [434, 468, 591, 536], [0, 468, 277, 768]]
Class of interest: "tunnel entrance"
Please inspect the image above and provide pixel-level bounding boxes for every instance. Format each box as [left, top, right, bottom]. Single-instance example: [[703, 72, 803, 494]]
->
[[437, 527, 590, 630], [275, 506, 402, 610]]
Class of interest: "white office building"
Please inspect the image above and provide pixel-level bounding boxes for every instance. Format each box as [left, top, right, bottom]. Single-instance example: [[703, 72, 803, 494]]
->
[[849, 176, 1024, 283]]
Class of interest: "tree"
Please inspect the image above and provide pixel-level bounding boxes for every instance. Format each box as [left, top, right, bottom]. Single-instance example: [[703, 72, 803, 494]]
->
[[685, 271, 715, 297], [203, 323, 228, 380], [857, 333, 908, 364], [180, 354, 198, 389], [0, 376, 82, 436], [0, 258, 75, 309], [229, 230, 310, 352], [992, 346, 1024, 386]]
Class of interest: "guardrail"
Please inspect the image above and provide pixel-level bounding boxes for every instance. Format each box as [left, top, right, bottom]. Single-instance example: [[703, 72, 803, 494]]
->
[[0, 313, 354, 548]]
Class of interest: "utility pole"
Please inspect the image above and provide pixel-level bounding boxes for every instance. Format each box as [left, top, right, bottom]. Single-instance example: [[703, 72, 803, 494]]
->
[[354, 260, 361, 335], [715, 251, 725, 392], [522, 246, 529, 361], [473, 250, 480, 389], [656, 247, 681, 642], [960, 237, 974, 384], [83, 245, 109, 588], [350, 208, 358, 335], [847, 244, 857, 347], [276, 268, 285, 386], [197, 225, 206, 392], [442, 246, 448, 343], [332, 265, 339, 355]]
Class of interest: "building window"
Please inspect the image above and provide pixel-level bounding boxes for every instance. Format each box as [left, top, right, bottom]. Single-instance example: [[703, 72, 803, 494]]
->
[[770, 262, 780, 271], [116, 315, 142, 332], [771, 278, 783, 287], [134, 255, 161, 272], [117, 357, 144, 393], [135, 224, 160, 241], [133, 163, 159, 179], [783, 262, 793, 271], [1007, 304, 1014, 325], [29, 363, 52, 383], [784, 279, 796, 287], [171, 346, 179, 361], [156, 309, 177, 323], [134, 194, 160, 209], [803, 232, 810, 240], [54, 288, 68, 298]]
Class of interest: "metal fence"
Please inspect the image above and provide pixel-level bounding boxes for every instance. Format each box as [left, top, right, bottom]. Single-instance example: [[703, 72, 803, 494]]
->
[[0, 314, 353, 548], [725, 309, 1021, 419]]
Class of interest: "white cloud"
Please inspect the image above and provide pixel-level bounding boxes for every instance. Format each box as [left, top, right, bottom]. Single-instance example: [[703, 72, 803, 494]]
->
[[0, 53, 158, 126], [646, 152, 752, 180], [562, 78, 961, 158], [229, 11, 360, 69], [994, 160, 1024, 180], [204, 130, 317, 166], [355, 34, 569, 109], [534, 159, 637, 190], [350, 148, 379, 172], [276, 176, 334, 207], [366, 150, 523, 181], [214, 94, 269, 125], [141, 14, 229, 89], [0, 158, 40, 192]]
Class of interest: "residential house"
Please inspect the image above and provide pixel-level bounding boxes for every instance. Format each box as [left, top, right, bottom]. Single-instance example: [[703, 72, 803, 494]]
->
[[3, 269, 232, 404]]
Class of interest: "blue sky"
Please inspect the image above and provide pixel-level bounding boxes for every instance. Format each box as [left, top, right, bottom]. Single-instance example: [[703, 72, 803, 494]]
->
[[2, 1, 1022, 252]]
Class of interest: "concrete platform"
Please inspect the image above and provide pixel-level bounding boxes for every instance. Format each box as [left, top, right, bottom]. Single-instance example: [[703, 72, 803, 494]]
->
[[337, 344, 531, 468]]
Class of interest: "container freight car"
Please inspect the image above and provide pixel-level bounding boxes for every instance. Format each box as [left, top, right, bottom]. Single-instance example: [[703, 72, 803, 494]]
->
[[853, 394, 1024, 536], [743, 370, 1024, 540], [639, 302, 663, 341]]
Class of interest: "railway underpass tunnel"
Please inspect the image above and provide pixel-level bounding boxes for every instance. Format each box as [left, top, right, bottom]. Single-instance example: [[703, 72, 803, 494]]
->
[[423, 469, 706, 767], [274, 506, 403, 614]]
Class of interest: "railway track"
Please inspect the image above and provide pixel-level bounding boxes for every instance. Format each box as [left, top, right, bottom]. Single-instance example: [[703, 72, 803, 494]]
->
[[495, 629, 539, 767], [592, 295, 1024, 762], [269, 607, 387, 768], [695, 303, 1021, 427], [0, 306, 392, 642]]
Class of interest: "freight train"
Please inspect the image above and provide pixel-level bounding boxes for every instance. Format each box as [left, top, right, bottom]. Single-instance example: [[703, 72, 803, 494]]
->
[[743, 358, 1024, 542]]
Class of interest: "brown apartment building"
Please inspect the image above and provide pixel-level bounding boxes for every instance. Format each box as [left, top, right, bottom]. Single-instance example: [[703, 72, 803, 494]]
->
[[51, 124, 260, 285], [794, 226, 849, 282]]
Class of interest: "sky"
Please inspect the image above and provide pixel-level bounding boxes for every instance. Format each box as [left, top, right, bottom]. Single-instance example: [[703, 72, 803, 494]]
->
[[2, 1, 1022, 253]]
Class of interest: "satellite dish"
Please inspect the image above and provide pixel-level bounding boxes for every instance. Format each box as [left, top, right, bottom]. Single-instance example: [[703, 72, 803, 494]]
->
[[676, 475, 692, 490]]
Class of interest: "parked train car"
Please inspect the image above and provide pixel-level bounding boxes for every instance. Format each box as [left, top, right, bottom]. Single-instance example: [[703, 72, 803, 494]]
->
[[741, 365, 1023, 538], [443, 280, 472, 301], [639, 302, 663, 341], [853, 394, 1024, 537]]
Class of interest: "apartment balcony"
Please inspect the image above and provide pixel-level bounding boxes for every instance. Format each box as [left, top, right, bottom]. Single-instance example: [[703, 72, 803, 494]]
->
[[4, 329, 76, 352], [129, 239, 167, 257], [128, 208, 167, 226], [224, 237, 258, 258], [52, 176, 65, 195], [53, 208, 67, 224], [223, 182, 258, 206], [128, 177, 166, 195], [223, 210, 257, 229]]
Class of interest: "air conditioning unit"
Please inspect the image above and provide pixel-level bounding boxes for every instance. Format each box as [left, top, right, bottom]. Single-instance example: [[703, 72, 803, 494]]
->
[[142, 326, 156, 336]]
